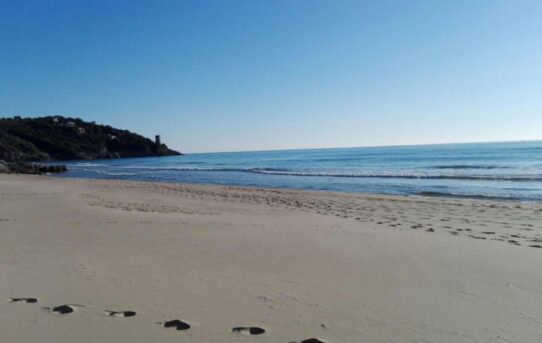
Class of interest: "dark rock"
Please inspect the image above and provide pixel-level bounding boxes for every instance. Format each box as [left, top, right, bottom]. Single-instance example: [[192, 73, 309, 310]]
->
[[2, 161, 67, 175], [0, 160, 8, 173]]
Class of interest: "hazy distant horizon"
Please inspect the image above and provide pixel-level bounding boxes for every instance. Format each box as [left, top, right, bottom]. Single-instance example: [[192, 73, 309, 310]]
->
[[1, 113, 540, 154], [183, 139, 542, 155]]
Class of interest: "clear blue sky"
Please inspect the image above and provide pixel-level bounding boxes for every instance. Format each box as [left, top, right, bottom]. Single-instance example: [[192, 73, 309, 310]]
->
[[1, 0, 541, 153]]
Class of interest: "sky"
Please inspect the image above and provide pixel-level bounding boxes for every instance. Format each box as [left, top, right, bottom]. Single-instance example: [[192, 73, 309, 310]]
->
[[1, 0, 541, 153]]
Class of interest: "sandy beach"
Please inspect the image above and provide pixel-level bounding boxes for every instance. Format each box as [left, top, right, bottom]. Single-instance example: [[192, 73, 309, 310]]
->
[[1, 174, 541, 342]]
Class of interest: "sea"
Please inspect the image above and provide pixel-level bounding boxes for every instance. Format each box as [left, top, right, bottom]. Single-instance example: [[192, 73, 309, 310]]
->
[[55, 141, 542, 201]]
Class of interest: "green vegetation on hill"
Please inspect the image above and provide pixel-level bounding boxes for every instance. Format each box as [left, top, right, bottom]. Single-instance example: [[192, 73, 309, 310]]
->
[[0, 116, 181, 161]]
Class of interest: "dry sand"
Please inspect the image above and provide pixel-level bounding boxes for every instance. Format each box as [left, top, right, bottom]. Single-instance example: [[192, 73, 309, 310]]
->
[[1, 174, 541, 342]]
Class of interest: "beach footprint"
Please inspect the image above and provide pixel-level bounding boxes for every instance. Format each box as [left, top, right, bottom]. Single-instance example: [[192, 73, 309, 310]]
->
[[103, 310, 137, 317], [232, 326, 266, 335], [44, 304, 82, 314], [8, 297, 38, 303], [158, 319, 191, 331]]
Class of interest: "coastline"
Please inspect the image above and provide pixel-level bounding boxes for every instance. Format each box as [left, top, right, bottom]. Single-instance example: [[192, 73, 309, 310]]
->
[[1, 174, 542, 342], [55, 172, 542, 204], [55, 173, 542, 204]]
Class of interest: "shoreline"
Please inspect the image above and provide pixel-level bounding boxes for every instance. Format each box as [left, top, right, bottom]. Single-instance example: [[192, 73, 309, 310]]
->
[[1, 174, 541, 342], [54, 174, 542, 203]]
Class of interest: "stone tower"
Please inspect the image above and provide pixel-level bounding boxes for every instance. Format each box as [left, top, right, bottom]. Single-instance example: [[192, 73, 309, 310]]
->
[[155, 135, 161, 154]]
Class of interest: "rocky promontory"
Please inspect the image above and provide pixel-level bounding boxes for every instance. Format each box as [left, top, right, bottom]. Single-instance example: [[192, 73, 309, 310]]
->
[[0, 116, 181, 162]]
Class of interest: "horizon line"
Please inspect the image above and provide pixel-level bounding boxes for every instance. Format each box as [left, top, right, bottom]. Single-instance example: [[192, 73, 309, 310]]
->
[[184, 139, 542, 155]]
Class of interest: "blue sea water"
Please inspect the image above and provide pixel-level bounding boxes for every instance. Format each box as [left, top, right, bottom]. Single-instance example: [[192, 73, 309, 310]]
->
[[56, 141, 542, 201]]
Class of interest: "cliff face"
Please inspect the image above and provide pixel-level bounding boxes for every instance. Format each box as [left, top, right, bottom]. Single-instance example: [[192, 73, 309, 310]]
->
[[0, 116, 181, 161]]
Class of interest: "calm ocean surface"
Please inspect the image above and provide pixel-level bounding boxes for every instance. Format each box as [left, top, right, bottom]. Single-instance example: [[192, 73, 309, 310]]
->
[[56, 141, 542, 201]]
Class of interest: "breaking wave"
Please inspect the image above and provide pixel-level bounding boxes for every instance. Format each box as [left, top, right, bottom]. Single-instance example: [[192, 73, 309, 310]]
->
[[429, 164, 508, 170], [73, 165, 542, 182]]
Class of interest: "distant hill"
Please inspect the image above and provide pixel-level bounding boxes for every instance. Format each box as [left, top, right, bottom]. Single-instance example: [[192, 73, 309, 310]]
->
[[0, 116, 181, 161]]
